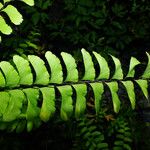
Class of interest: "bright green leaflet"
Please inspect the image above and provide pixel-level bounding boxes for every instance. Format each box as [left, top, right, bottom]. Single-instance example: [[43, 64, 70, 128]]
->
[[61, 52, 78, 82], [2, 5, 23, 25], [126, 57, 140, 78], [0, 92, 10, 119], [135, 79, 148, 99], [0, 3, 3, 9], [57, 85, 73, 121], [111, 55, 123, 79], [28, 55, 50, 85], [121, 81, 136, 109], [0, 61, 20, 87], [72, 84, 87, 118], [23, 88, 40, 120], [21, 0, 34, 6], [93, 51, 110, 79], [90, 82, 104, 115], [3, 90, 25, 122], [13, 55, 33, 85], [0, 70, 5, 87], [45, 51, 63, 84], [3, 0, 12, 3], [81, 48, 95, 80], [0, 15, 12, 35], [106, 82, 121, 113], [142, 52, 150, 78], [40, 87, 55, 122]]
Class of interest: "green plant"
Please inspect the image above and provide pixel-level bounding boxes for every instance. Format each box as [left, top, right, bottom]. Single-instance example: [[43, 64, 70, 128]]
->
[[0, 48, 149, 133], [0, 0, 34, 42], [74, 117, 108, 150], [72, 111, 132, 150]]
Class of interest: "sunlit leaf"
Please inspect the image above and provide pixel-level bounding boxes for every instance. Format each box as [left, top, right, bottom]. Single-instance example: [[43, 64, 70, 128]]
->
[[90, 82, 104, 115], [13, 55, 33, 85], [40, 87, 55, 122], [0, 16, 12, 35], [0, 70, 5, 87], [121, 81, 136, 109], [0, 3, 3, 9], [61, 52, 78, 82], [3, 5, 23, 25], [57, 85, 73, 121], [23, 88, 40, 120], [126, 57, 140, 78], [28, 55, 50, 85], [0, 92, 10, 118], [3, 0, 12, 3], [106, 82, 121, 113], [111, 55, 123, 79], [135, 79, 148, 99], [81, 48, 95, 80], [3, 90, 25, 122], [0, 61, 20, 87], [142, 52, 150, 78], [93, 51, 110, 79], [72, 84, 87, 118], [21, 0, 34, 6], [45, 51, 63, 84]]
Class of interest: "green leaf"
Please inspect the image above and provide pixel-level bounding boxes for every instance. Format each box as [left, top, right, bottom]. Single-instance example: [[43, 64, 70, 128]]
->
[[142, 52, 150, 78], [13, 55, 33, 85], [106, 82, 121, 113], [40, 87, 55, 122], [3, 5, 23, 25], [3, 90, 25, 122], [0, 61, 20, 87], [0, 16, 12, 35], [28, 55, 50, 85], [121, 81, 136, 109], [23, 88, 40, 120], [111, 55, 123, 79], [0, 3, 3, 9], [45, 51, 63, 84], [90, 82, 104, 115], [72, 84, 87, 118], [57, 85, 73, 121], [0, 92, 10, 118], [3, 0, 12, 3], [61, 52, 78, 82], [93, 51, 110, 79], [0, 70, 5, 87], [81, 48, 95, 80], [21, 0, 34, 6], [135, 79, 148, 99], [126, 57, 140, 78]]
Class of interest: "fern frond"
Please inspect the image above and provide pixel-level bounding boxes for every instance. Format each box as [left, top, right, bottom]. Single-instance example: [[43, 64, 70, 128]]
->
[[74, 117, 108, 150], [0, 49, 149, 132], [113, 118, 132, 150]]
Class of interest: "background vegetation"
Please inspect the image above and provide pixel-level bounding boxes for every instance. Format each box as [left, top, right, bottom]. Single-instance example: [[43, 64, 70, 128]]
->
[[0, 0, 150, 150]]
